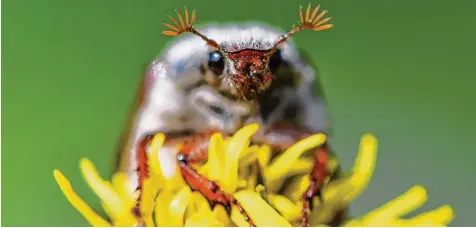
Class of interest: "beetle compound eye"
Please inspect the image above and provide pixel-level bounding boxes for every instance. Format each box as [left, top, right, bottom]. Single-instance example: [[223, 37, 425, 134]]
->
[[208, 51, 225, 75], [269, 49, 283, 73]]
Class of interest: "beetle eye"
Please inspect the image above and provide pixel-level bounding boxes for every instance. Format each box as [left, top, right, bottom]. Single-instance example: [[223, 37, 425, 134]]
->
[[269, 49, 283, 73], [208, 51, 225, 75]]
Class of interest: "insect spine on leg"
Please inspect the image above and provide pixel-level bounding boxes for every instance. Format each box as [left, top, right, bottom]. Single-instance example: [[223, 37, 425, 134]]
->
[[174, 132, 257, 227], [131, 134, 154, 224], [301, 143, 329, 227]]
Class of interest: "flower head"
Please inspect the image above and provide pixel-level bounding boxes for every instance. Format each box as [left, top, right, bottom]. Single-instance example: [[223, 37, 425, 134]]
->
[[53, 124, 455, 226]]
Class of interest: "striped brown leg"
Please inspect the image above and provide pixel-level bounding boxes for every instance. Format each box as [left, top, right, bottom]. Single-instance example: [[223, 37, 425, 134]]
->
[[131, 134, 155, 226], [251, 123, 331, 227], [172, 132, 257, 227], [300, 143, 329, 227]]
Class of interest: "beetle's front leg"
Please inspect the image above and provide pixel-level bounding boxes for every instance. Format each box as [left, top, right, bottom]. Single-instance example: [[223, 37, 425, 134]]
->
[[251, 123, 332, 227], [130, 132, 213, 225], [166, 131, 257, 227], [131, 134, 155, 226], [300, 143, 329, 227]]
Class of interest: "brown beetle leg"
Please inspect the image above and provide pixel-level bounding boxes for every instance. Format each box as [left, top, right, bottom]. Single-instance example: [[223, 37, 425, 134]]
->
[[131, 134, 155, 226], [172, 131, 257, 227], [300, 143, 329, 227], [251, 123, 331, 227]]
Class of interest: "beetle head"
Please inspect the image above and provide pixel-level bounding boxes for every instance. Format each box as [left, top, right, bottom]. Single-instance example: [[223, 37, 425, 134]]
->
[[162, 4, 333, 101]]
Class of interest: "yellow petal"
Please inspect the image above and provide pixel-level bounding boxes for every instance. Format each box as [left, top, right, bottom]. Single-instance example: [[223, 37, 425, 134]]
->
[[222, 124, 259, 193], [245, 164, 258, 191], [213, 205, 233, 227], [266, 133, 326, 181], [80, 161, 135, 225], [164, 166, 187, 192], [282, 175, 309, 202], [99, 199, 135, 227], [384, 218, 445, 227], [232, 190, 292, 227], [319, 175, 354, 203], [184, 211, 224, 227], [309, 186, 351, 226], [268, 194, 301, 221], [362, 185, 428, 225], [186, 191, 212, 218], [197, 163, 210, 177], [53, 170, 112, 227], [230, 206, 252, 227], [254, 184, 269, 203], [326, 155, 340, 174], [409, 204, 454, 226], [223, 137, 231, 149], [237, 179, 248, 188], [79, 158, 136, 224], [168, 186, 193, 226], [140, 179, 157, 227], [100, 201, 112, 220], [149, 136, 185, 192], [239, 145, 260, 167], [111, 172, 134, 205], [343, 134, 378, 203], [287, 158, 313, 175], [148, 133, 166, 177], [154, 190, 173, 226], [257, 145, 271, 166], [206, 133, 225, 182]]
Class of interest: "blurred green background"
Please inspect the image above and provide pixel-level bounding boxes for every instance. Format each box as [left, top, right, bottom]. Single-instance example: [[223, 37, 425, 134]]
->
[[3, 0, 476, 226]]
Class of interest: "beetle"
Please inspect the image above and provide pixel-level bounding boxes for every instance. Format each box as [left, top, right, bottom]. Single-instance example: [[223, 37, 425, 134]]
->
[[114, 3, 343, 226]]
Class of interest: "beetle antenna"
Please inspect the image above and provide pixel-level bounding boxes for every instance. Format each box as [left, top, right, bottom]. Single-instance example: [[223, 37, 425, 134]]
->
[[269, 3, 333, 55], [162, 7, 221, 50]]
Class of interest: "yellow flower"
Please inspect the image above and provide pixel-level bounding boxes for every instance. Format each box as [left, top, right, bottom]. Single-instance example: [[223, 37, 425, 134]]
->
[[53, 124, 455, 226]]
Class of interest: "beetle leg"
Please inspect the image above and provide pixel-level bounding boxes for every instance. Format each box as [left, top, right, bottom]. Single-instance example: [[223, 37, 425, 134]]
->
[[251, 123, 333, 227], [131, 134, 155, 226], [177, 152, 256, 227], [171, 131, 257, 227], [300, 143, 329, 227]]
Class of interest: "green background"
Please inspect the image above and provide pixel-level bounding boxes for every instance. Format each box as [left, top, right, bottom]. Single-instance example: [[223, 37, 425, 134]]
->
[[3, 0, 475, 226]]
